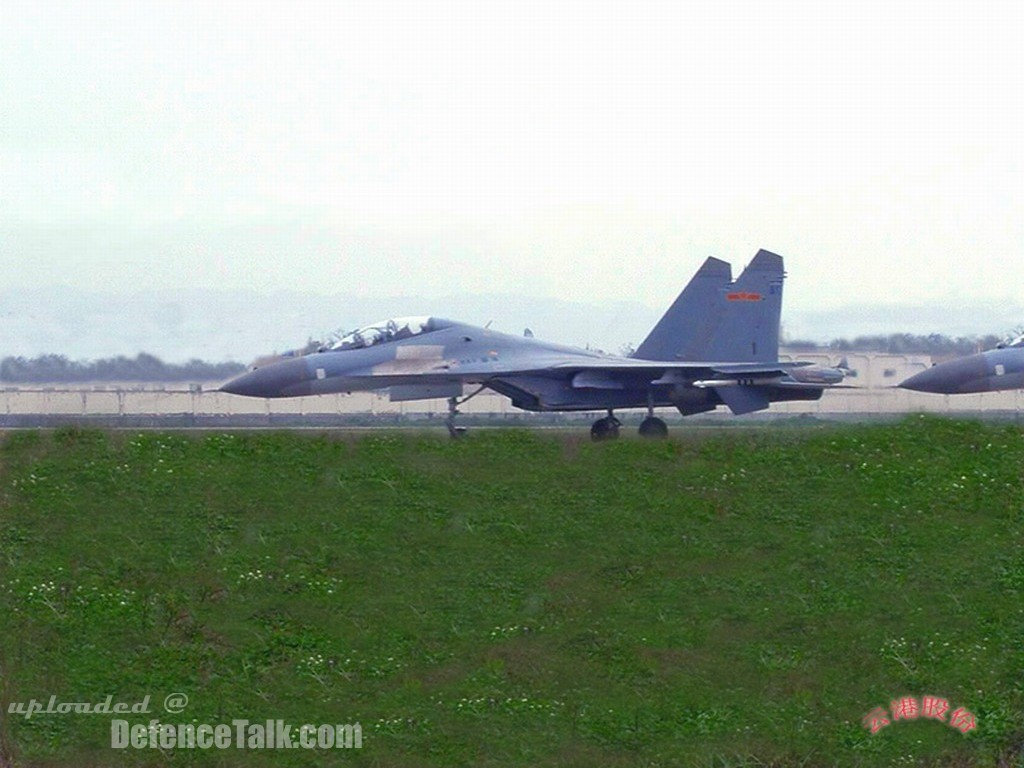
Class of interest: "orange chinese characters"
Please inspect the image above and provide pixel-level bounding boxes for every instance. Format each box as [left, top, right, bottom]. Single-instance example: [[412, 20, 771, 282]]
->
[[890, 696, 919, 720], [862, 706, 890, 734], [921, 695, 950, 721], [865, 694, 976, 736], [949, 707, 977, 734]]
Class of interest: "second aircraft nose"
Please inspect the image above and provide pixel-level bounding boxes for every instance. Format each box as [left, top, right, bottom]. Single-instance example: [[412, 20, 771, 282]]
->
[[899, 354, 987, 394]]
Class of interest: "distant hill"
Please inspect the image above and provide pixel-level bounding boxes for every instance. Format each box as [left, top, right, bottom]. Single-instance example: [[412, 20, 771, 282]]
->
[[2, 285, 1022, 365], [3, 329, 1016, 383]]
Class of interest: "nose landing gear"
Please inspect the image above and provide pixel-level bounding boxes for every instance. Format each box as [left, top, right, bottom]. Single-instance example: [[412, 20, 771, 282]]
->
[[445, 399, 467, 438], [445, 385, 488, 438]]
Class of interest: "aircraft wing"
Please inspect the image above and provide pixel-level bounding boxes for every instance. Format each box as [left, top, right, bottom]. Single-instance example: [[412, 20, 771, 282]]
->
[[533, 359, 823, 398], [329, 356, 818, 387], [544, 359, 814, 376]]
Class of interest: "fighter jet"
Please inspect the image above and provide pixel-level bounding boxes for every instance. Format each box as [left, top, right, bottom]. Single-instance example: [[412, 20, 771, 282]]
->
[[899, 335, 1024, 394], [220, 249, 845, 439]]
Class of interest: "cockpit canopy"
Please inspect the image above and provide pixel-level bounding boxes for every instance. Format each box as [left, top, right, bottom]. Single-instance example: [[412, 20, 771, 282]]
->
[[996, 334, 1024, 349], [323, 316, 443, 351]]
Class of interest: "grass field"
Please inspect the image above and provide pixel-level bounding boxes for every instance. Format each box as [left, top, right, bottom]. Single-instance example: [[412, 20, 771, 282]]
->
[[1, 418, 1023, 767]]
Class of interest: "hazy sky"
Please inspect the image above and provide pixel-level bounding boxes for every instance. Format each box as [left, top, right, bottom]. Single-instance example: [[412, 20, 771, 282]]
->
[[3, 1, 1024, 349]]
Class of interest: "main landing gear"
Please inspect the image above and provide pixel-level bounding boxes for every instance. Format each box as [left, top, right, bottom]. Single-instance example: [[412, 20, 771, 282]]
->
[[589, 407, 669, 441], [590, 410, 621, 441], [638, 393, 668, 439], [638, 416, 668, 439]]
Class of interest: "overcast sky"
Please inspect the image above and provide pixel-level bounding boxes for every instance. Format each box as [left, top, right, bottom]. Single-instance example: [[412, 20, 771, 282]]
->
[[3, 1, 1023, 356]]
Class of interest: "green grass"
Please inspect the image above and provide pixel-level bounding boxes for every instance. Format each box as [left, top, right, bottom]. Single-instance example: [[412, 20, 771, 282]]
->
[[2, 417, 1024, 767]]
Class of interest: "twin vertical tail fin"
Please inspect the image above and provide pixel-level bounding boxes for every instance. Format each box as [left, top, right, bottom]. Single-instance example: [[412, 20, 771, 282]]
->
[[634, 249, 785, 363], [633, 256, 732, 362], [705, 249, 784, 363]]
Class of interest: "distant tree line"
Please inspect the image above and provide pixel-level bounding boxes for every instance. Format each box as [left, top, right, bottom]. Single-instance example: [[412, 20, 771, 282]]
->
[[784, 333, 1006, 356], [0, 354, 245, 383]]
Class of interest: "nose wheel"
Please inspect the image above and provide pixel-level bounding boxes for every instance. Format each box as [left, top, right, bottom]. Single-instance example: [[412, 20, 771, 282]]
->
[[445, 385, 488, 438], [590, 411, 622, 441], [445, 397, 468, 438]]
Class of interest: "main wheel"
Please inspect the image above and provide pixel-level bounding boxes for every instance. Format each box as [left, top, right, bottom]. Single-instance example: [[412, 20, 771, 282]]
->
[[590, 417, 621, 441], [638, 416, 668, 439]]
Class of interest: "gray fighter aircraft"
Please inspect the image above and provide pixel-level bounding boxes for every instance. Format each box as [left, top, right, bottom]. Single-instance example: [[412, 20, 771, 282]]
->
[[899, 335, 1024, 394], [220, 249, 845, 438]]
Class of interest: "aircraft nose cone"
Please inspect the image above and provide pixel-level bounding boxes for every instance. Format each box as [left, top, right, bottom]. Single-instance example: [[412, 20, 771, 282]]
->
[[220, 358, 310, 398], [899, 354, 987, 394]]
